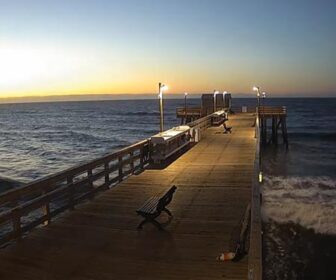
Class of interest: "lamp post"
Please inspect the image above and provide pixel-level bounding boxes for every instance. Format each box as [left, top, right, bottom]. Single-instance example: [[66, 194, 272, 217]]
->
[[262, 92, 266, 106], [184, 92, 188, 123], [253, 86, 263, 178], [253, 86, 261, 108], [213, 90, 219, 112], [158, 82, 168, 132]]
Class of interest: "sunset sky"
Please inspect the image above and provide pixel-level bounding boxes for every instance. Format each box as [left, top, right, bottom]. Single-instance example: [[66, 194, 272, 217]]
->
[[0, 0, 335, 99]]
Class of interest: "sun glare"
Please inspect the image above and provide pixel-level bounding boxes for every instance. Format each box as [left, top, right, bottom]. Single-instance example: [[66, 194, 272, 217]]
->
[[0, 45, 86, 95], [0, 47, 45, 87]]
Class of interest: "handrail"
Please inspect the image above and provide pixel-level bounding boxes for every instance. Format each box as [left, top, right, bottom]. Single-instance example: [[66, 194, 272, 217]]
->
[[176, 107, 202, 114], [0, 139, 151, 246], [248, 111, 263, 280], [186, 113, 213, 129], [258, 106, 286, 115], [231, 106, 257, 113]]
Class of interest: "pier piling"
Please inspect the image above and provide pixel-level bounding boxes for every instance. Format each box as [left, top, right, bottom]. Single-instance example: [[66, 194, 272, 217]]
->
[[259, 106, 288, 148]]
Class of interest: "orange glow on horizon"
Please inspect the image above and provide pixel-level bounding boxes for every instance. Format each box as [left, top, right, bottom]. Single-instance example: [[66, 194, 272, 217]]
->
[[0, 43, 335, 99]]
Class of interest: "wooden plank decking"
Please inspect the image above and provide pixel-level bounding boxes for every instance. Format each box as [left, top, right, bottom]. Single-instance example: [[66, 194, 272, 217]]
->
[[0, 113, 256, 280]]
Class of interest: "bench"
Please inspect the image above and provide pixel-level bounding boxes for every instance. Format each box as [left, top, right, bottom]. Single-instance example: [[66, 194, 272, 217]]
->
[[136, 186, 177, 230]]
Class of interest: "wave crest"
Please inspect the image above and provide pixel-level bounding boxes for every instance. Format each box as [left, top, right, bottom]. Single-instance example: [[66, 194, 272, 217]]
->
[[261, 176, 336, 235]]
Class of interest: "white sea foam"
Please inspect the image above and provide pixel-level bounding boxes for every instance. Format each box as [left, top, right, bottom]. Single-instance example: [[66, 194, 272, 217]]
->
[[261, 176, 336, 235]]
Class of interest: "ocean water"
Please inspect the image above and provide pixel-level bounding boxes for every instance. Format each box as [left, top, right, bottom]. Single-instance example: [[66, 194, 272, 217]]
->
[[0, 97, 335, 278], [257, 98, 336, 279], [0, 99, 199, 183]]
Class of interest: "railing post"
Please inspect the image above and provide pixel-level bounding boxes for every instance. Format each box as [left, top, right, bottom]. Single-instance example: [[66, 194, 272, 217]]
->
[[67, 176, 74, 210], [104, 162, 110, 185], [43, 199, 51, 226], [129, 151, 134, 174], [140, 146, 144, 169], [12, 210, 21, 240], [118, 156, 123, 182], [87, 169, 94, 198]]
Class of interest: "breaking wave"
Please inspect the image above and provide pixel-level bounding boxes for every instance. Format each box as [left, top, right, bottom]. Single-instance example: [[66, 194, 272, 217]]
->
[[261, 176, 336, 235]]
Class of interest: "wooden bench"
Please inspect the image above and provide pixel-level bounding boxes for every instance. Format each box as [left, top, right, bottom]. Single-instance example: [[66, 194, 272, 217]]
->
[[136, 186, 177, 230]]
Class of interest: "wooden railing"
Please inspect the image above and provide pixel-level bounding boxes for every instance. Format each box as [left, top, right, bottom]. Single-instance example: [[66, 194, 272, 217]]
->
[[258, 106, 286, 116], [187, 113, 213, 130], [176, 107, 202, 117], [248, 113, 263, 280], [231, 106, 257, 113], [0, 139, 150, 246]]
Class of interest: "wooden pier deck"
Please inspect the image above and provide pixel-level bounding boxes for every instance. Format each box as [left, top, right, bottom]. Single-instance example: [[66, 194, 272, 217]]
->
[[0, 113, 256, 280]]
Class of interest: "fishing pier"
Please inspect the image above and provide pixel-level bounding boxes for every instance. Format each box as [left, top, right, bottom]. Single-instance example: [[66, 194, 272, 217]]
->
[[0, 97, 284, 279]]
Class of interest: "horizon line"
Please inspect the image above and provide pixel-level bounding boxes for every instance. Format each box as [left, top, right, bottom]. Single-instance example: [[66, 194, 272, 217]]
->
[[0, 93, 335, 105]]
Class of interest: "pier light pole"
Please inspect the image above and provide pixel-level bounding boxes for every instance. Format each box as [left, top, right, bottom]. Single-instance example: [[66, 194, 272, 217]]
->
[[184, 92, 188, 123], [262, 92, 266, 106], [213, 90, 219, 112], [158, 82, 168, 132], [253, 86, 261, 108]]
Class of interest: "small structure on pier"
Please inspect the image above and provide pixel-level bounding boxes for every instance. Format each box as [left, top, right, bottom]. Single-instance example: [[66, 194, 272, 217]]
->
[[258, 106, 288, 148], [176, 107, 202, 124], [150, 125, 191, 164], [177, 93, 231, 124]]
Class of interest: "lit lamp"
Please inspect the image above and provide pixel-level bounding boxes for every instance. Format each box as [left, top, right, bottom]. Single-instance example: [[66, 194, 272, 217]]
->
[[262, 92, 266, 106], [158, 82, 168, 132], [259, 171, 263, 183], [252, 86, 261, 108], [213, 90, 219, 112], [184, 92, 188, 122]]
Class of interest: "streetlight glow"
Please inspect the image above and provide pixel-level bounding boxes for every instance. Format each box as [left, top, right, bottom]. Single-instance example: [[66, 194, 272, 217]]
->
[[213, 90, 219, 112], [158, 82, 168, 132], [184, 92, 188, 123], [253, 86, 262, 109], [158, 83, 168, 99], [253, 86, 260, 97], [161, 84, 168, 91]]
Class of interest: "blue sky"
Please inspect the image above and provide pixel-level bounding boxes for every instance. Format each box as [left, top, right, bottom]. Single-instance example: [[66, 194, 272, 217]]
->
[[0, 0, 335, 97]]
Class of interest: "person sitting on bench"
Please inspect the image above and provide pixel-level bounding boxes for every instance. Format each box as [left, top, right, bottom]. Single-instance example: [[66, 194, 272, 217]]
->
[[223, 120, 232, 134]]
